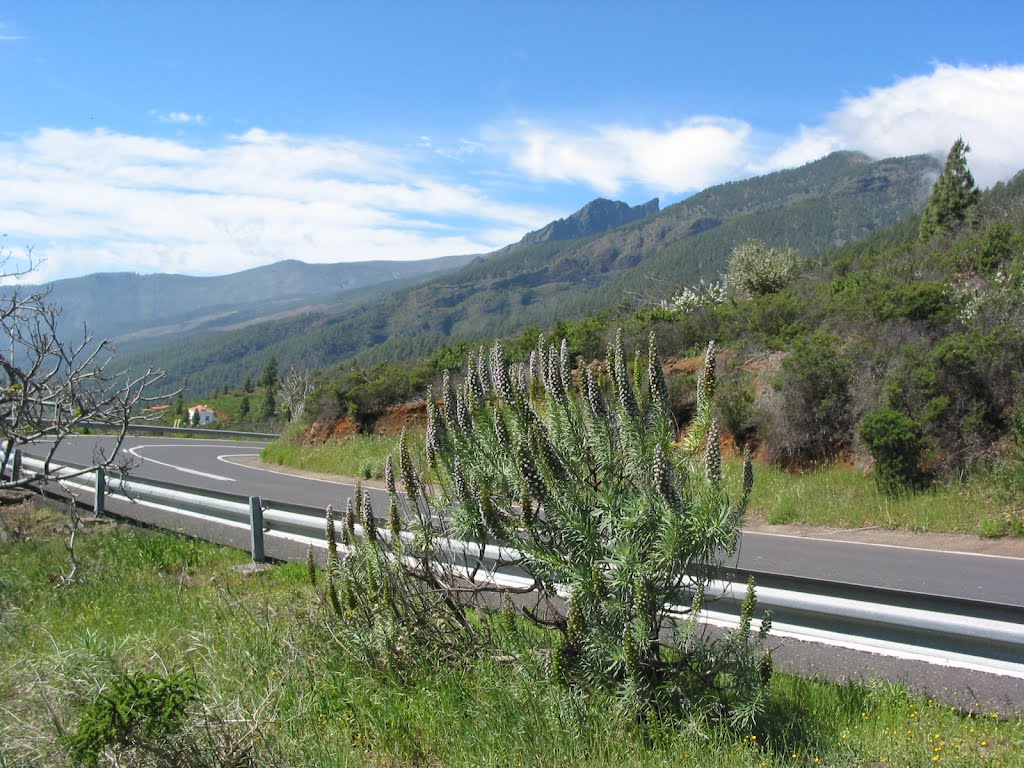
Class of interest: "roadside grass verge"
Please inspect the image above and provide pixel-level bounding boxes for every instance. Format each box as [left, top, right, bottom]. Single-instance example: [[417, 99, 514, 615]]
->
[[733, 450, 1024, 537], [3, 506, 1020, 766], [261, 430, 423, 480]]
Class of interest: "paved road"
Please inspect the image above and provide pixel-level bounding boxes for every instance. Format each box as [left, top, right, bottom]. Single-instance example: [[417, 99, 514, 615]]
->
[[25, 434, 1024, 607]]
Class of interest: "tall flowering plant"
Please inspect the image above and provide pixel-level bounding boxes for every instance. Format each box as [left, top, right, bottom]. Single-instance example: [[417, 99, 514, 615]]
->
[[319, 331, 770, 720]]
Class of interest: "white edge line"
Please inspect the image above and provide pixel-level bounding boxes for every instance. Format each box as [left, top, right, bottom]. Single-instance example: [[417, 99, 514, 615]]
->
[[127, 445, 236, 483], [743, 530, 1024, 561], [217, 454, 362, 488]]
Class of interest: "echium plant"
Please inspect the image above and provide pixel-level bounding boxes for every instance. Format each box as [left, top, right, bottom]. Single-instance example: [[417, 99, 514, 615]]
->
[[321, 330, 770, 720], [430, 331, 766, 718]]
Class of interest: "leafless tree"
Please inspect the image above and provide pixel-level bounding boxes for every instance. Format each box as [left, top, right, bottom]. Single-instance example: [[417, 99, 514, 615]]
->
[[278, 367, 317, 424], [0, 248, 174, 493]]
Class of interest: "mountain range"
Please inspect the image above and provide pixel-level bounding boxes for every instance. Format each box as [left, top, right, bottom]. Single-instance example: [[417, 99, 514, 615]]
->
[[60, 150, 941, 394], [22, 254, 478, 346]]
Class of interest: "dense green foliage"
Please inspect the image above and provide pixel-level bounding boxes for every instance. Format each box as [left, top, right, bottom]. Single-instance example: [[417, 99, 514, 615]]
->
[[860, 408, 926, 494], [66, 669, 199, 765]]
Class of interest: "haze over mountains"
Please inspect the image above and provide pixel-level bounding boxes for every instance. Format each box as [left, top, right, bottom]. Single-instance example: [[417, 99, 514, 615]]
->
[[27, 254, 479, 345], [39, 150, 941, 395]]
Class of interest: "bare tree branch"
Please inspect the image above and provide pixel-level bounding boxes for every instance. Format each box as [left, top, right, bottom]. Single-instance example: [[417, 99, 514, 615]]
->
[[0, 248, 177, 490], [278, 366, 317, 423]]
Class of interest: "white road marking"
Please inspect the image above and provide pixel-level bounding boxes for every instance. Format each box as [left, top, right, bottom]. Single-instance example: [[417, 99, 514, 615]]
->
[[126, 445, 236, 482], [216, 454, 362, 487], [744, 530, 1024, 561], [216, 453, 261, 466]]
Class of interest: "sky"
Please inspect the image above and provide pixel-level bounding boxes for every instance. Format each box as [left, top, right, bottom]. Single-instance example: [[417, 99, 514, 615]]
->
[[2, 1, 1024, 284]]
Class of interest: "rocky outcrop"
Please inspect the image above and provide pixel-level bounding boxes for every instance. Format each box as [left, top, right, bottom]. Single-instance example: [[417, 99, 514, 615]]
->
[[516, 197, 660, 247]]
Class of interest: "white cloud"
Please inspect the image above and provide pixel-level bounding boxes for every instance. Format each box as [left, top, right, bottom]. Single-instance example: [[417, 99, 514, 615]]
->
[[493, 64, 1024, 195], [498, 117, 752, 195], [5, 63, 1024, 284], [0, 128, 554, 283], [150, 109, 205, 125], [166, 111, 204, 124], [763, 64, 1024, 186]]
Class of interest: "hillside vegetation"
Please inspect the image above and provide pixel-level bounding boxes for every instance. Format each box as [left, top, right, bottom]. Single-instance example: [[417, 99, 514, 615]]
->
[[291, 150, 1024, 517], [125, 151, 938, 394]]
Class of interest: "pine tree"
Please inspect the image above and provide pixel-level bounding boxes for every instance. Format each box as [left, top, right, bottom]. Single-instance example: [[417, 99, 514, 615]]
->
[[919, 137, 980, 240], [259, 357, 279, 390], [259, 388, 276, 422]]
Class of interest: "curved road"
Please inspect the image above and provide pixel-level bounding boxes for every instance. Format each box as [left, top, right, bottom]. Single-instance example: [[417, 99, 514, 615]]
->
[[25, 434, 1024, 607]]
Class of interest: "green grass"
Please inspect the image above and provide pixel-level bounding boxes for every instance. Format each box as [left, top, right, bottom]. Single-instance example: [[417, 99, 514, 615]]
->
[[1, 512, 1021, 766], [261, 430, 422, 480], [728, 451, 1024, 537]]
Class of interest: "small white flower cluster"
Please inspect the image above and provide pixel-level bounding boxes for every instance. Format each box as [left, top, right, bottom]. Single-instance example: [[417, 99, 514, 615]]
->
[[957, 268, 1024, 323], [659, 280, 726, 314]]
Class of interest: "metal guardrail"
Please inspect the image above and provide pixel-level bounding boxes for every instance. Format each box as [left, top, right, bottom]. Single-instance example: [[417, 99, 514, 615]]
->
[[79, 422, 280, 440], [10, 452, 1024, 678]]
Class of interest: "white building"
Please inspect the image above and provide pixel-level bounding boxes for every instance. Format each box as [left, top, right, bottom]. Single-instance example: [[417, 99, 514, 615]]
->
[[187, 405, 217, 426]]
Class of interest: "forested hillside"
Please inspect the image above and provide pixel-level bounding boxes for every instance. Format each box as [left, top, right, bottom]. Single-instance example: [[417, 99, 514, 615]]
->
[[128, 151, 939, 394], [298, 151, 1024, 501]]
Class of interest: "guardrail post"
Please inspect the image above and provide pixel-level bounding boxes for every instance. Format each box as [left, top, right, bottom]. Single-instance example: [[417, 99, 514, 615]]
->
[[249, 496, 265, 562], [93, 468, 105, 516], [11, 449, 21, 482]]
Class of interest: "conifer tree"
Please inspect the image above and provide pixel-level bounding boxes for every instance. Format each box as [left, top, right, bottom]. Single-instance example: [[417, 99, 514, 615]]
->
[[258, 387, 276, 422], [259, 356, 279, 390], [919, 137, 980, 240]]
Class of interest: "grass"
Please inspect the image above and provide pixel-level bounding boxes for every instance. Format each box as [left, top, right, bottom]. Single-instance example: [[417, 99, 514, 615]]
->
[[1, 506, 1022, 766], [734, 449, 1024, 537], [260, 430, 423, 480]]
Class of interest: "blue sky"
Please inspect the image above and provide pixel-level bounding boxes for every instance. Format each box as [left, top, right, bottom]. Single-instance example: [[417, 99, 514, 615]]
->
[[2, 1, 1024, 282]]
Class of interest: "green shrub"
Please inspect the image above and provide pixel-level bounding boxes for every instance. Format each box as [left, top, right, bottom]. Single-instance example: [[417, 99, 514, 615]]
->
[[714, 364, 758, 446], [769, 332, 854, 466], [321, 334, 772, 724], [860, 408, 925, 494], [65, 670, 199, 765], [1010, 406, 1024, 445], [872, 281, 959, 325], [950, 220, 1022, 274], [734, 289, 809, 349]]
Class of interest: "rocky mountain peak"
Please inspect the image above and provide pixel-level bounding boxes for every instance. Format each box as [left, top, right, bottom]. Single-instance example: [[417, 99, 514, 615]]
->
[[517, 197, 660, 247]]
